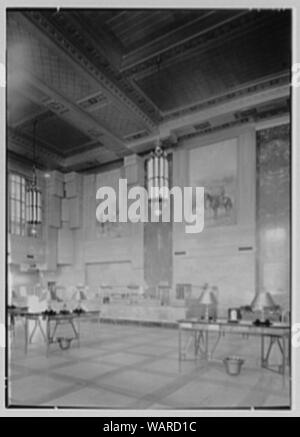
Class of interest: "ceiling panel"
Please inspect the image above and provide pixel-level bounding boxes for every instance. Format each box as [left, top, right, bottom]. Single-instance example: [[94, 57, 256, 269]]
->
[[135, 14, 291, 112], [7, 89, 45, 126], [78, 9, 216, 55], [90, 102, 149, 139], [107, 10, 211, 52], [7, 12, 99, 102], [6, 9, 291, 171], [21, 114, 91, 151]]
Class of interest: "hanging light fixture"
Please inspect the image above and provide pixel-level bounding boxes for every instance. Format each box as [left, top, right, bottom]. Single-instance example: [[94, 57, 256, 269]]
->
[[26, 120, 42, 233], [146, 142, 169, 205]]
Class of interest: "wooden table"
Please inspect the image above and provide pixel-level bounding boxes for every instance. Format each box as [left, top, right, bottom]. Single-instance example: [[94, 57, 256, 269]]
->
[[178, 319, 290, 376], [21, 310, 101, 355], [7, 306, 28, 338]]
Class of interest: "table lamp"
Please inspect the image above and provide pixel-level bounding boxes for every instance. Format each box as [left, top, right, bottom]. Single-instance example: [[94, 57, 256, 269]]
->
[[73, 285, 87, 309], [251, 291, 277, 321], [198, 287, 218, 321], [38, 288, 51, 311]]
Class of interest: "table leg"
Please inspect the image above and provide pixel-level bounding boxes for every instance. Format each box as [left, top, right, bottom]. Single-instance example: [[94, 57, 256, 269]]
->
[[78, 318, 81, 348], [210, 331, 222, 359], [38, 318, 47, 343], [25, 317, 28, 355], [264, 336, 276, 366], [178, 326, 182, 371], [193, 331, 208, 359], [261, 335, 265, 368], [51, 321, 58, 342], [261, 335, 288, 376], [281, 335, 286, 377], [194, 330, 198, 357], [194, 331, 201, 358], [69, 319, 79, 347], [29, 320, 38, 344], [46, 319, 50, 357], [11, 314, 15, 338], [181, 330, 193, 359], [205, 330, 209, 360]]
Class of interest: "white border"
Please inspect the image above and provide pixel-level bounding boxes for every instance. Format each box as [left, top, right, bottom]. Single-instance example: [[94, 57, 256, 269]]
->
[[0, 0, 299, 417]]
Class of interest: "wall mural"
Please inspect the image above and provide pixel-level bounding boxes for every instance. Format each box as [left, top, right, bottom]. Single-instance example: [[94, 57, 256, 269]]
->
[[95, 169, 130, 238], [96, 206, 129, 238], [189, 138, 237, 227]]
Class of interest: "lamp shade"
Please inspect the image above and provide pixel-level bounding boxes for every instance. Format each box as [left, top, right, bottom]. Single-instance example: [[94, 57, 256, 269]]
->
[[198, 289, 218, 305], [39, 288, 51, 301], [73, 285, 87, 301], [251, 291, 277, 311]]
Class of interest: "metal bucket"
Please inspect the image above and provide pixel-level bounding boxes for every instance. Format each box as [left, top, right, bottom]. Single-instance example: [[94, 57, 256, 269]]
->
[[223, 356, 244, 376]]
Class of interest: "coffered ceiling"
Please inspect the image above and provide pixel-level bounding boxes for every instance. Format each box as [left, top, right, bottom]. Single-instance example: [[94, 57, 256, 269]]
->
[[6, 9, 291, 172]]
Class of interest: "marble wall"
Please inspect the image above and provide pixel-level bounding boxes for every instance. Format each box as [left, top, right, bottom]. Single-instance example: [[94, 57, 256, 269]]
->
[[81, 160, 145, 294], [8, 122, 290, 314], [256, 124, 290, 309], [172, 127, 256, 314]]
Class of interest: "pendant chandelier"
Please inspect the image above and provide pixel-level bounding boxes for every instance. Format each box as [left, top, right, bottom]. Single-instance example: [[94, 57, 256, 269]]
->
[[26, 120, 42, 228], [146, 143, 169, 202]]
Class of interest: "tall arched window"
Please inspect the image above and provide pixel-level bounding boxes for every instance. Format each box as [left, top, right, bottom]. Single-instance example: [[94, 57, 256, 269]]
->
[[9, 173, 27, 236]]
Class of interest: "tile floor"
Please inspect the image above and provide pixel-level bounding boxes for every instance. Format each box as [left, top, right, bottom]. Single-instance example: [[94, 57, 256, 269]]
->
[[7, 320, 290, 409]]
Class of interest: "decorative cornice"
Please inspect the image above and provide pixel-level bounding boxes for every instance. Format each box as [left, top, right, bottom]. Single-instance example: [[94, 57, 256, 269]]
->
[[177, 101, 289, 143], [63, 141, 104, 158], [8, 128, 64, 166], [42, 98, 69, 116], [59, 12, 162, 123], [162, 74, 290, 122], [124, 130, 149, 143], [17, 66, 130, 158], [12, 127, 61, 158], [24, 11, 159, 128], [16, 110, 54, 130], [78, 92, 108, 110]]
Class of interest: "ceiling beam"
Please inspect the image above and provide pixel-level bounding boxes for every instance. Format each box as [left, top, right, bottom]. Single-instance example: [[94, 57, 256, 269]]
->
[[7, 127, 64, 170], [20, 11, 157, 133], [121, 10, 233, 70], [160, 84, 290, 138], [126, 80, 290, 154], [122, 11, 278, 81], [70, 11, 124, 69], [24, 70, 130, 157]]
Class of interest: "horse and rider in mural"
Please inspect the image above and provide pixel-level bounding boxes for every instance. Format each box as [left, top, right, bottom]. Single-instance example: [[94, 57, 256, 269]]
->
[[204, 187, 233, 219]]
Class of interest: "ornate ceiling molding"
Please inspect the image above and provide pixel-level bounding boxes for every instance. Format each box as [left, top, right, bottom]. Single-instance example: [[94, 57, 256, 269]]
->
[[63, 140, 105, 158], [16, 68, 129, 158], [8, 128, 64, 168], [177, 100, 290, 143], [159, 79, 290, 139], [53, 11, 161, 123], [63, 145, 117, 170], [126, 78, 290, 153], [120, 10, 216, 69], [124, 130, 149, 143], [162, 73, 290, 122], [23, 10, 159, 129], [121, 11, 274, 80], [78, 92, 108, 111], [7, 10, 291, 172]]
